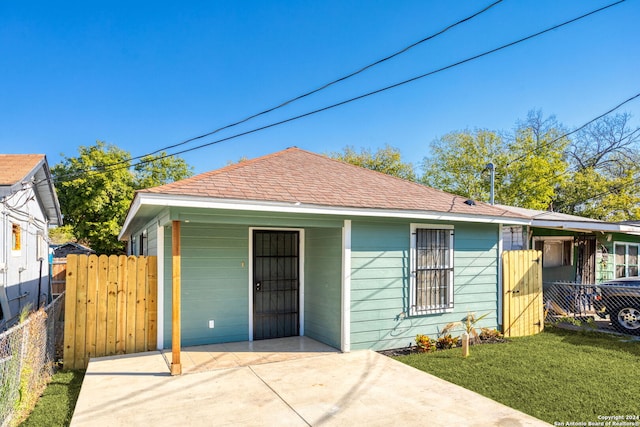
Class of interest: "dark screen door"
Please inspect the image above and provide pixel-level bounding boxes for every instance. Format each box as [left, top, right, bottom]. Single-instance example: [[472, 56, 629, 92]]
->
[[253, 230, 300, 340]]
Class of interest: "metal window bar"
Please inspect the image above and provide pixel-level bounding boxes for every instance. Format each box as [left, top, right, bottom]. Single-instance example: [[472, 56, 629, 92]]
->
[[415, 229, 453, 311]]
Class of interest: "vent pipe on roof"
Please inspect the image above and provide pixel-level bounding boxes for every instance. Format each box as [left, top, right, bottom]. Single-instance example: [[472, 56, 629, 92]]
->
[[486, 163, 495, 205]]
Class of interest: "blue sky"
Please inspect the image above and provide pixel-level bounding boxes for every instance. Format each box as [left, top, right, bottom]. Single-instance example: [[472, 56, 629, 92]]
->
[[1, 1, 638, 176]]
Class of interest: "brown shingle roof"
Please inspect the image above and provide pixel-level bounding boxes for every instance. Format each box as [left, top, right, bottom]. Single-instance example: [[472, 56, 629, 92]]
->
[[0, 154, 45, 186], [142, 147, 523, 218]]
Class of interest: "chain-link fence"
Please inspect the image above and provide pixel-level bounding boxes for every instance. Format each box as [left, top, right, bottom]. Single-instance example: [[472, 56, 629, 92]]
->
[[0, 293, 64, 427], [544, 281, 640, 336]]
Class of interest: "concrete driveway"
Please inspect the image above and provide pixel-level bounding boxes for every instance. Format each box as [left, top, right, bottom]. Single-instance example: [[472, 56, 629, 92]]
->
[[71, 337, 549, 426]]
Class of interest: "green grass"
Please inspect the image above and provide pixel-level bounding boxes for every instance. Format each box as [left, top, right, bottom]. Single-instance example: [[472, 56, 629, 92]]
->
[[394, 327, 640, 424], [21, 370, 85, 427]]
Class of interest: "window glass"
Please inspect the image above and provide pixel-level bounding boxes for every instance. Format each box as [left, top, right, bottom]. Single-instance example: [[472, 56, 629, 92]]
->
[[11, 223, 21, 251], [538, 239, 572, 268], [543, 241, 563, 267], [614, 243, 640, 278]]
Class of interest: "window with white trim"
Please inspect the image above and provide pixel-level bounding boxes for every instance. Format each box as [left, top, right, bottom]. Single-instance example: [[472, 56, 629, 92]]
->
[[614, 243, 639, 278], [411, 224, 454, 314]]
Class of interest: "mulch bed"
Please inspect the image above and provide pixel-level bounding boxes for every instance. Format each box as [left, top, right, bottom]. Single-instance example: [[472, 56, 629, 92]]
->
[[378, 335, 509, 357]]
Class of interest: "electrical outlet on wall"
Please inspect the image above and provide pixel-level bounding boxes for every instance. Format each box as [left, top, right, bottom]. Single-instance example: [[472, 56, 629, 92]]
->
[[208, 320, 215, 329]]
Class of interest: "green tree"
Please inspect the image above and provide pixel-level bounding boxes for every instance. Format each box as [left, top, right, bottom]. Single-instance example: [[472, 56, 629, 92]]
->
[[421, 111, 569, 209], [134, 153, 194, 189], [555, 113, 640, 220], [330, 145, 416, 181], [48, 225, 76, 245], [421, 129, 506, 202], [502, 111, 569, 209], [53, 141, 193, 254]]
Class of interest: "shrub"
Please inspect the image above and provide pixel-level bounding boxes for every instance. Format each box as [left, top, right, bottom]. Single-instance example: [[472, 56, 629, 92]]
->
[[436, 334, 459, 350], [415, 334, 435, 353]]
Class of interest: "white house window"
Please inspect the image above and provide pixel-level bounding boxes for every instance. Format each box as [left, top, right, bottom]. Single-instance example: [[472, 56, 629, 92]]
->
[[614, 243, 639, 278], [411, 224, 454, 315], [138, 231, 146, 256], [11, 223, 21, 254], [534, 238, 573, 268]]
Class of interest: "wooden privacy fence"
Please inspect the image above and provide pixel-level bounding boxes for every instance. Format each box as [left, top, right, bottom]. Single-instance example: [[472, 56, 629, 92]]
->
[[51, 257, 67, 295], [63, 254, 157, 369], [502, 250, 544, 337]]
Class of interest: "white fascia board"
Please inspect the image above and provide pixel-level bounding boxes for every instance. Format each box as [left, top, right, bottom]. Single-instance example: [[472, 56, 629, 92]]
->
[[617, 225, 640, 236], [129, 193, 530, 226], [532, 220, 640, 236]]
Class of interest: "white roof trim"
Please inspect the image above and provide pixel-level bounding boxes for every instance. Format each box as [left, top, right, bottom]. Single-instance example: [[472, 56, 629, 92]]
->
[[531, 220, 640, 236], [119, 192, 528, 239]]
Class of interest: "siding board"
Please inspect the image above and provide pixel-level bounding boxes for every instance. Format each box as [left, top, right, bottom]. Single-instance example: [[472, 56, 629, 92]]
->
[[349, 220, 499, 350], [164, 224, 250, 347], [304, 228, 342, 349]]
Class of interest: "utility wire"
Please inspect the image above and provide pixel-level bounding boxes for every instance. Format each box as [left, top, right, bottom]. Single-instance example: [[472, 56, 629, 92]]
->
[[57, 0, 505, 178], [50, 0, 626, 184], [112, 0, 626, 172], [506, 92, 640, 167], [496, 92, 640, 206]]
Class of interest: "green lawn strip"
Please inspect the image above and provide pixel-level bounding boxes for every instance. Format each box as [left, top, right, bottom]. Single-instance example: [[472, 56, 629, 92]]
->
[[21, 370, 85, 427], [393, 327, 640, 424]]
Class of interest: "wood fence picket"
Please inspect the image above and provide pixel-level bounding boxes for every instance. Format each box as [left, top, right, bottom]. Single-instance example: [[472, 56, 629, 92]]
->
[[63, 254, 157, 369]]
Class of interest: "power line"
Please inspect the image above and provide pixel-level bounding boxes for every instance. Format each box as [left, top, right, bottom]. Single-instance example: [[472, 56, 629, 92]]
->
[[507, 92, 640, 167], [51, 0, 627, 185], [70, 0, 505, 177], [116, 0, 626, 172], [496, 92, 640, 206]]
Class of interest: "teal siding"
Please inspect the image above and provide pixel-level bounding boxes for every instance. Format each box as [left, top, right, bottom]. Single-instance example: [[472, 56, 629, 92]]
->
[[350, 220, 500, 351], [156, 208, 502, 352], [304, 228, 342, 348], [164, 223, 249, 347], [146, 225, 158, 256]]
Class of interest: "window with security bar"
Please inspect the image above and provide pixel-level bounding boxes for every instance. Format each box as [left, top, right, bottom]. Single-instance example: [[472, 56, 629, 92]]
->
[[411, 225, 454, 314]]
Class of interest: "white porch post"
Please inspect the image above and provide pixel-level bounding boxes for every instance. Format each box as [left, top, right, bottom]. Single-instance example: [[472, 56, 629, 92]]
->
[[341, 220, 351, 352]]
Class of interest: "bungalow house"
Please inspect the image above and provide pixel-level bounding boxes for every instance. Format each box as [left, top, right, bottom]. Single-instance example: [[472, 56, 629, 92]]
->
[[497, 205, 640, 285], [119, 147, 528, 352], [0, 155, 62, 329]]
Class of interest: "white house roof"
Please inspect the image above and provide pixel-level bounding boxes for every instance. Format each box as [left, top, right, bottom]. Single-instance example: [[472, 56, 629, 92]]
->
[[0, 154, 63, 226], [495, 204, 640, 236]]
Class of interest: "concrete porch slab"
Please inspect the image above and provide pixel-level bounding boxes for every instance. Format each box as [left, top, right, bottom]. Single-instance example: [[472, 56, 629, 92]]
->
[[71, 338, 550, 426], [162, 336, 340, 373]]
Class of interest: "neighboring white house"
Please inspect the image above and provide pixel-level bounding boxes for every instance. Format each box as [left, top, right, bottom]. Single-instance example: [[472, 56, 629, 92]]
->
[[0, 154, 62, 329]]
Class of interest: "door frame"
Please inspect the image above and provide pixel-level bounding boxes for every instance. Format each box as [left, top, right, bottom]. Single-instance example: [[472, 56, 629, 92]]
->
[[248, 227, 305, 341]]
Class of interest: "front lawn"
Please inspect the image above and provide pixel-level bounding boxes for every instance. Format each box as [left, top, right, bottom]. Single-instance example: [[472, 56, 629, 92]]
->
[[393, 327, 640, 424]]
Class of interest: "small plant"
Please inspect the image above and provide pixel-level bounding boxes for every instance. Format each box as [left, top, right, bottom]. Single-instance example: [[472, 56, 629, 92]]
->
[[415, 334, 435, 353], [18, 303, 33, 323], [479, 327, 504, 342], [554, 316, 582, 327], [436, 334, 459, 350], [441, 311, 492, 345], [583, 317, 597, 329]]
